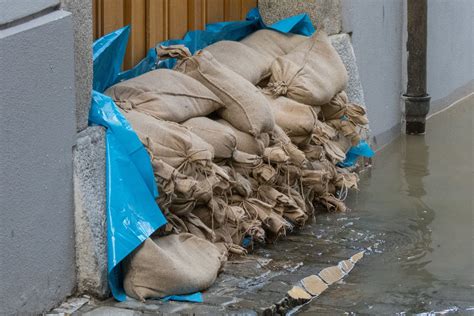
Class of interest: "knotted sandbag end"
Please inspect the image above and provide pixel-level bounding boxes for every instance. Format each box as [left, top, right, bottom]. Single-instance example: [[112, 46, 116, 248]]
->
[[157, 44, 192, 61], [268, 81, 288, 96]]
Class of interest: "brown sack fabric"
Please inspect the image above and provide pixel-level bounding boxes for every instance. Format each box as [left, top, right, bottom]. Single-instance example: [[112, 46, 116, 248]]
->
[[105, 69, 223, 123], [217, 119, 266, 156], [123, 110, 214, 168], [123, 234, 227, 301], [266, 95, 319, 137], [268, 31, 348, 105], [182, 117, 237, 159], [160, 46, 275, 136], [240, 29, 307, 58], [204, 40, 273, 84]]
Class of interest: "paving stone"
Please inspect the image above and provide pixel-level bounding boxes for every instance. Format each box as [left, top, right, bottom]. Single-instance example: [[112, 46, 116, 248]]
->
[[83, 306, 141, 316]]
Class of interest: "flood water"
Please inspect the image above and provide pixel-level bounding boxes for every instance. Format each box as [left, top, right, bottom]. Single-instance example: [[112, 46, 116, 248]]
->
[[298, 95, 474, 315]]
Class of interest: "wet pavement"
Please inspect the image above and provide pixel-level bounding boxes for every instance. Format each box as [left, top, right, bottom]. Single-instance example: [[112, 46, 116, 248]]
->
[[298, 94, 474, 314], [68, 95, 473, 315]]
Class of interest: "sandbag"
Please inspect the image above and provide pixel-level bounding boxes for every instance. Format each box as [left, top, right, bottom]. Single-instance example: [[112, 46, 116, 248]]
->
[[268, 31, 348, 105], [271, 125, 308, 166], [320, 91, 348, 121], [318, 194, 347, 212], [241, 198, 290, 241], [257, 185, 308, 228], [123, 110, 214, 168], [217, 119, 266, 156], [266, 95, 319, 137], [204, 40, 273, 84], [160, 46, 275, 136], [240, 29, 307, 58], [123, 233, 227, 301], [182, 117, 237, 159], [105, 69, 223, 123]]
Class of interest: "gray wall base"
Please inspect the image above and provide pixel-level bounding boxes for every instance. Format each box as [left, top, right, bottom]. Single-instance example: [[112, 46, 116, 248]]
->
[[73, 126, 109, 298], [330, 33, 366, 107]]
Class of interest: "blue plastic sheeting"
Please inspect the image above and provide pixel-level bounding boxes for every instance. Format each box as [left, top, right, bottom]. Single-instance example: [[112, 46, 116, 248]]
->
[[162, 292, 203, 303], [89, 91, 167, 301], [93, 8, 315, 93], [338, 140, 375, 168], [92, 26, 130, 93], [90, 7, 317, 303]]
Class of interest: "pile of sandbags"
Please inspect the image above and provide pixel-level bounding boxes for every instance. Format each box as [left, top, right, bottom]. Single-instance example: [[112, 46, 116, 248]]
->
[[105, 29, 369, 300]]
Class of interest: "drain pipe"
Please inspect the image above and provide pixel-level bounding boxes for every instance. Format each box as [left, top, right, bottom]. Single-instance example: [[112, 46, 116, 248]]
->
[[404, 0, 430, 134]]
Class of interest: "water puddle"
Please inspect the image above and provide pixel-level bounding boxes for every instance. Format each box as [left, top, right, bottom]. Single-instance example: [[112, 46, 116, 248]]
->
[[298, 95, 474, 314]]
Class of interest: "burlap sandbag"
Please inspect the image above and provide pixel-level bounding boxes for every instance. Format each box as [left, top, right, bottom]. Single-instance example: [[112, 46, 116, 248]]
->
[[257, 185, 308, 228], [240, 29, 307, 58], [318, 193, 347, 212], [123, 110, 214, 168], [268, 31, 348, 105], [105, 69, 223, 123], [216, 119, 266, 156], [302, 169, 330, 195], [182, 117, 237, 159], [323, 92, 368, 146], [123, 234, 227, 301], [320, 91, 369, 125], [266, 95, 319, 137], [333, 132, 352, 154], [159, 46, 275, 136], [271, 125, 308, 166], [204, 40, 273, 84], [241, 198, 290, 241]]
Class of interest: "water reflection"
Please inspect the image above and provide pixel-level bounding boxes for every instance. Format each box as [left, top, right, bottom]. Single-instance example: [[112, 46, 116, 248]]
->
[[299, 95, 474, 315], [400, 135, 435, 275]]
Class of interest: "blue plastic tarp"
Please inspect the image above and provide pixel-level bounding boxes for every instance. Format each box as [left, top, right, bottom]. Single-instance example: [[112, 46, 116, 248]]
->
[[338, 140, 375, 168], [89, 91, 167, 301]]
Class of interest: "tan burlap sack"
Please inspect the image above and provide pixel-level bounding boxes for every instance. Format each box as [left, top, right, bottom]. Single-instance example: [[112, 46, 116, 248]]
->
[[123, 233, 227, 301], [320, 91, 348, 121], [302, 169, 330, 195], [271, 125, 308, 166], [266, 95, 319, 137], [159, 46, 275, 136], [123, 110, 214, 168], [263, 147, 290, 164], [301, 144, 324, 161], [334, 171, 359, 190], [240, 29, 307, 58], [320, 91, 369, 125], [204, 40, 273, 84], [105, 69, 223, 123], [275, 164, 302, 187], [182, 117, 237, 159], [241, 198, 290, 241], [268, 31, 348, 105], [333, 132, 352, 154], [240, 218, 266, 244], [257, 185, 308, 228], [184, 213, 217, 241], [321, 92, 368, 145], [318, 193, 347, 212], [216, 119, 266, 155]]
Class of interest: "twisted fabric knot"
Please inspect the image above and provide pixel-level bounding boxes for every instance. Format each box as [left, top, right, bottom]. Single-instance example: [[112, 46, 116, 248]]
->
[[268, 81, 288, 96]]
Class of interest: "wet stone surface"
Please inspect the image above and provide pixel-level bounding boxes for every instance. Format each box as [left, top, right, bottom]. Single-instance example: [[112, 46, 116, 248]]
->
[[74, 96, 473, 315]]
